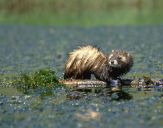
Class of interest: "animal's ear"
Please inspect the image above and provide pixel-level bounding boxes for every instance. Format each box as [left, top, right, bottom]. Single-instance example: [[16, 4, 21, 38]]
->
[[112, 50, 115, 53]]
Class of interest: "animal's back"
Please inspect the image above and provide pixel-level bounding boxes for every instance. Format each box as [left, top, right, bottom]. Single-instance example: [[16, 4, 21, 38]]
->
[[64, 45, 106, 79]]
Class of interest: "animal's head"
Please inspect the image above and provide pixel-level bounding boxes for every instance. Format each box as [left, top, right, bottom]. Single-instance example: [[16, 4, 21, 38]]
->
[[108, 50, 133, 69]]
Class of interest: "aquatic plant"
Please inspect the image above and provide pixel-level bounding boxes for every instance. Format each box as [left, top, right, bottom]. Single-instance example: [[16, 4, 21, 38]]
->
[[12, 68, 65, 93]]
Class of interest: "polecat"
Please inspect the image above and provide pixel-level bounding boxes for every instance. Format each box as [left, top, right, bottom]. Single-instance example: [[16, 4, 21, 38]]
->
[[64, 45, 133, 83]]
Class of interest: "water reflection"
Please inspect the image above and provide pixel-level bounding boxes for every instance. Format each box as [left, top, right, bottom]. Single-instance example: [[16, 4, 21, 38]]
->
[[67, 88, 133, 101]]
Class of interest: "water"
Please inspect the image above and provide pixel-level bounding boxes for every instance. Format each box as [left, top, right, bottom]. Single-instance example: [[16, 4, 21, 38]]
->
[[0, 25, 163, 128]]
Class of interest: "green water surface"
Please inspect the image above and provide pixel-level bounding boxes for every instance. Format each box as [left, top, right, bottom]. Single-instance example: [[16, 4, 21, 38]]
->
[[0, 25, 162, 128]]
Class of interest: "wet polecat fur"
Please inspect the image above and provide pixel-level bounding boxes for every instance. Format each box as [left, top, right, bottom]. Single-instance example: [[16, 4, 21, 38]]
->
[[64, 45, 133, 83]]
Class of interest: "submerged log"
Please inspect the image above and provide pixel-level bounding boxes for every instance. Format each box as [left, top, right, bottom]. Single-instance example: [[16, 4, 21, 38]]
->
[[59, 79, 135, 89], [59, 79, 107, 89], [59, 77, 163, 90]]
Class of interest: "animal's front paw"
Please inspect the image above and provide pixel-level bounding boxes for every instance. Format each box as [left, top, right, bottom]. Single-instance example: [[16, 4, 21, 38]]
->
[[110, 79, 122, 92]]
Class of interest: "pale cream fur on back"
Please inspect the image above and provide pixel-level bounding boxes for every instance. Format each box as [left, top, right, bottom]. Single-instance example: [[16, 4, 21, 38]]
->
[[65, 45, 106, 74]]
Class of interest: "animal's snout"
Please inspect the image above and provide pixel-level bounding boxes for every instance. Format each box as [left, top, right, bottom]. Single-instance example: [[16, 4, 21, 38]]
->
[[111, 60, 114, 64], [109, 60, 118, 65]]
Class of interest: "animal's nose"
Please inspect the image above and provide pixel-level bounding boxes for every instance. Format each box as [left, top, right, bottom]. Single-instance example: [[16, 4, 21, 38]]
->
[[111, 60, 114, 64]]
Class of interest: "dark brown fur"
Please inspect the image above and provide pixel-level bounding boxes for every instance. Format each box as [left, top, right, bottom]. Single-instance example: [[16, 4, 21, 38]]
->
[[64, 45, 133, 83]]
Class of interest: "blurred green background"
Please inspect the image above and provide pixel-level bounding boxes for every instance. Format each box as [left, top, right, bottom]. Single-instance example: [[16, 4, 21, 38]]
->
[[0, 0, 163, 26]]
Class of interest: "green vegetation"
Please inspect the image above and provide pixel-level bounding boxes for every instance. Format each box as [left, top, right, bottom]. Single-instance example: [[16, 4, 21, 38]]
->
[[0, 0, 163, 26], [10, 68, 64, 94], [14, 68, 58, 87]]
